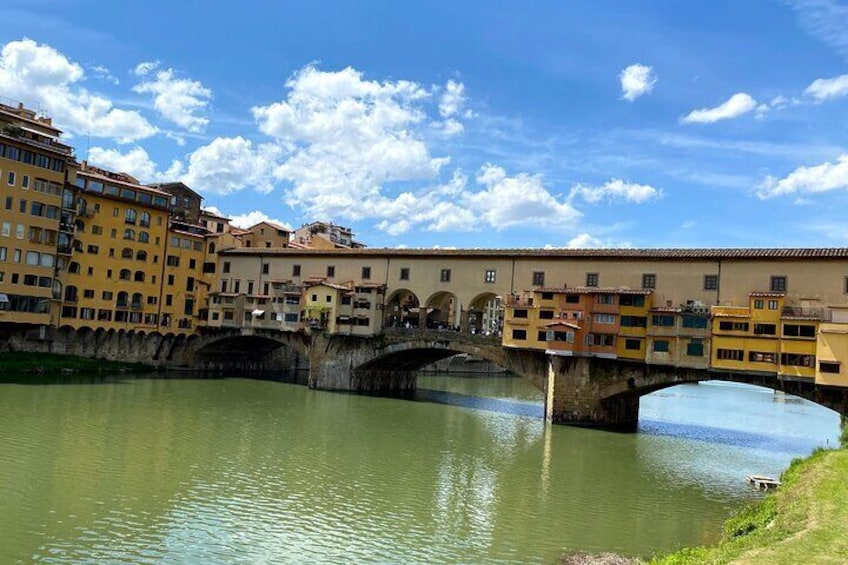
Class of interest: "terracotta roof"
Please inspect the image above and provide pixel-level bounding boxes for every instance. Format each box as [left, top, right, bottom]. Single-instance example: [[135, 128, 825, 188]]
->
[[218, 247, 848, 259], [749, 291, 786, 297], [649, 306, 681, 313], [544, 321, 581, 329]]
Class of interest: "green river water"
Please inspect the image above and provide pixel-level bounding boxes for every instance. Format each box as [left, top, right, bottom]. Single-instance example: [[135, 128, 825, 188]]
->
[[0, 372, 839, 564]]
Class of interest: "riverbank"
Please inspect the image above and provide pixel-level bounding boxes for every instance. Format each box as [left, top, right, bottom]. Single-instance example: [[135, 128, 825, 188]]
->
[[646, 445, 848, 564], [0, 352, 153, 375]]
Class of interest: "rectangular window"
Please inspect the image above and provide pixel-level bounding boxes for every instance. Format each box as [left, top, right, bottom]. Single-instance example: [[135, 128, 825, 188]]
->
[[21, 175, 29, 189], [166, 255, 179, 267], [262, 263, 270, 275], [594, 313, 615, 324], [780, 353, 815, 368], [620, 315, 647, 327], [596, 294, 615, 305], [687, 339, 704, 356], [399, 267, 409, 280], [718, 321, 749, 332], [703, 275, 718, 290], [512, 329, 527, 340], [586, 273, 599, 287], [820, 361, 841, 374], [651, 314, 675, 327], [440, 268, 451, 282], [513, 309, 528, 318], [625, 339, 641, 351], [539, 310, 554, 319], [485, 269, 496, 283], [653, 340, 670, 353], [717, 348, 744, 361], [565, 294, 579, 303], [362, 266, 371, 280], [532, 271, 545, 286], [7, 171, 15, 185], [292, 264, 301, 277], [768, 300, 779, 310], [754, 299, 764, 309], [783, 324, 816, 338], [327, 265, 335, 277], [0, 222, 9, 237], [770, 276, 787, 292], [642, 273, 656, 289], [753, 323, 776, 335], [223, 261, 231, 274], [681, 315, 707, 329], [619, 295, 645, 307], [748, 351, 777, 363]]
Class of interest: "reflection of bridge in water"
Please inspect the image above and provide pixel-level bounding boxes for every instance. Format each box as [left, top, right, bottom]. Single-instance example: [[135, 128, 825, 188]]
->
[[189, 326, 848, 432]]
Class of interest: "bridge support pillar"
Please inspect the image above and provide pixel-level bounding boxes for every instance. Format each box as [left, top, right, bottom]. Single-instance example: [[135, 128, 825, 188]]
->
[[545, 355, 640, 431]]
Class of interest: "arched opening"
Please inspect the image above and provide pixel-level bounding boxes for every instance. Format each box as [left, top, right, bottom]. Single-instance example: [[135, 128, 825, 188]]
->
[[466, 292, 503, 336], [209, 242, 216, 254], [133, 271, 145, 282], [384, 289, 421, 328], [424, 291, 459, 330]]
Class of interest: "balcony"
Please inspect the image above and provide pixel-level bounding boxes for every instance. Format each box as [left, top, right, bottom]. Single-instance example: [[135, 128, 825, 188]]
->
[[782, 306, 823, 320]]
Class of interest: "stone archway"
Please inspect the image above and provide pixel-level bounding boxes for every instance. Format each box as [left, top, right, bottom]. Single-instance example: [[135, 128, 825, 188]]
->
[[466, 292, 503, 335], [424, 291, 459, 330], [384, 289, 421, 328]]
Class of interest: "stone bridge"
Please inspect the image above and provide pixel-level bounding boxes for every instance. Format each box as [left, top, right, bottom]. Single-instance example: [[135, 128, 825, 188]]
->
[[189, 326, 848, 431]]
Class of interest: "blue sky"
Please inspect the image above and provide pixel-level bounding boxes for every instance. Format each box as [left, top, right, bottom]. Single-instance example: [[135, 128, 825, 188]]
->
[[2, 0, 848, 248]]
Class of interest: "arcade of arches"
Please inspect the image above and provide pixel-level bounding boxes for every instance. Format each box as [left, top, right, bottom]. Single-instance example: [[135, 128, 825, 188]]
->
[[383, 289, 503, 334]]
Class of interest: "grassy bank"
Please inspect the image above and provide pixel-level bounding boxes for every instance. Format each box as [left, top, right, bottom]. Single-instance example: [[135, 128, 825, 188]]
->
[[648, 446, 848, 564], [0, 352, 152, 375]]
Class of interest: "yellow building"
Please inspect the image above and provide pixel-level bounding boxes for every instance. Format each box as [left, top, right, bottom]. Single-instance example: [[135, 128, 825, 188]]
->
[[160, 223, 208, 333], [817, 318, 848, 387], [645, 302, 711, 369], [615, 291, 652, 361], [0, 103, 78, 326], [59, 163, 170, 331]]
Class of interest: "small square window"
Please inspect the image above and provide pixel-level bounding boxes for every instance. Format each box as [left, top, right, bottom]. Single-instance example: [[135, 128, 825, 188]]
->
[[586, 273, 598, 287], [770, 276, 787, 292], [704, 275, 718, 290], [754, 299, 764, 309], [642, 274, 656, 289], [532, 271, 545, 286], [440, 269, 451, 282], [399, 267, 410, 280]]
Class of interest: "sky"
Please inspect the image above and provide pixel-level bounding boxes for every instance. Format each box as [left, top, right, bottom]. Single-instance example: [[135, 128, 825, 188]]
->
[[2, 0, 848, 249]]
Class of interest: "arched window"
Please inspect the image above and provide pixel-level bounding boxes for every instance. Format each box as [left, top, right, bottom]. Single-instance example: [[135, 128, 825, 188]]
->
[[209, 242, 216, 254], [117, 291, 129, 307], [68, 262, 81, 274], [64, 285, 78, 302], [121, 247, 133, 259], [140, 211, 151, 227], [134, 271, 145, 282], [123, 228, 135, 240], [136, 250, 147, 261], [131, 293, 143, 308], [138, 231, 149, 243], [125, 208, 137, 225], [119, 269, 131, 281]]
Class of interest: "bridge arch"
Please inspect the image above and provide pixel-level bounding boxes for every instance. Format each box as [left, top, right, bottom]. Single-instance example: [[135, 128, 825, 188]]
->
[[466, 292, 503, 335], [191, 329, 310, 372], [384, 288, 421, 328], [424, 291, 459, 330]]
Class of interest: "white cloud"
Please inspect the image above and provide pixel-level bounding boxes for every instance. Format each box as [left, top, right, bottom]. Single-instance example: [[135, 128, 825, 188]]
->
[[758, 154, 848, 199], [228, 210, 291, 230], [182, 136, 281, 195], [619, 64, 657, 101], [133, 60, 160, 77], [90, 64, 118, 85], [439, 79, 466, 117], [570, 178, 662, 204], [87, 146, 183, 183], [542, 234, 631, 249], [133, 68, 212, 132], [0, 39, 156, 142], [681, 92, 759, 124], [252, 64, 451, 220], [804, 74, 848, 101]]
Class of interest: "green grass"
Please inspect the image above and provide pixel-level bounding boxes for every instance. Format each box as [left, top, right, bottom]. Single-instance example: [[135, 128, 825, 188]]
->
[[0, 352, 152, 375], [649, 447, 848, 564]]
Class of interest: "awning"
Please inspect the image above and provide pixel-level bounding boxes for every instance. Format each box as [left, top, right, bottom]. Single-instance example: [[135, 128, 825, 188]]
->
[[251, 309, 265, 316]]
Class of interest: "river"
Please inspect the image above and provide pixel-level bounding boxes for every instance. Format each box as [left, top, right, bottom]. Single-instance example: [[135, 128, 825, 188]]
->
[[0, 372, 839, 564]]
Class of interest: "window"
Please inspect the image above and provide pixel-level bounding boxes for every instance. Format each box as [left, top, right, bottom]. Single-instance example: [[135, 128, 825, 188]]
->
[[167, 274, 175, 286], [594, 313, 615, 324], [783, 324, 816, 338], [362, 266, 371, 280], [651, 314, 675, 327], [223, 261, 231, 274], [440, 269, 451, 282], [123, 228, 135, 240], [166, 295, 173, 307], [134, 271, 145, 282], [293, 264, 301, 277], [619, 295, 645, 307], [704, 275, 718, 290], [539, 310, 554, 319], [7, 171, 15, 185], [485, 269, 496, 283], [753, 299, 764, 309], [653, 340, 670, 353], [136, 250, 147, 261], [749, 351, 776, 363], [768, 300, 779, 310], [400, 267, 409, 280], [326, 295, 332, 303], [532, 271, 545, 286], [513, 309, 528, 318], [166, 255, 179, 267], [781, 353, 814, 368], [122, 247, 133, 259], [327, 265, 335, 278], [125, 209, 137, 225], [620, 315, 647, 327], [770, 276, 787, 292], [820, 361, 841, 374], [687, 339, 704, 356], [565, 294, 579, 303], [512, 329, 527, 340], [717, 348, 744, 361], [246, 281, 253, 295], [718, 321, 749, 332], [642, 273, 656, 289], [15, 224, 24, 239], [625, 339, 641, 351], [119, 269, 131, 280], [681, 315, 708, 329], [4, 196, 10, 210], [753, 323, 776, 335], [0, 222, 9, 237], [596, 294, 615, 305], [103, 291, 113, 300], [21, 175, 29, 189], [586, 273, 599, 287], [262, 263, 269, 275]]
